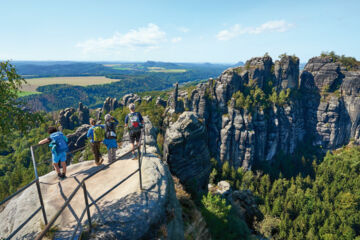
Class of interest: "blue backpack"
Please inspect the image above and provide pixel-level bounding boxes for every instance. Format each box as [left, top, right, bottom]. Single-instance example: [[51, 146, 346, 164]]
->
[[50, 132, 68, 154]]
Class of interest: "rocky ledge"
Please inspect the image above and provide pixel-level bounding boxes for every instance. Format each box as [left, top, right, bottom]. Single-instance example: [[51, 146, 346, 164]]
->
[[0, 117, 183, 240]]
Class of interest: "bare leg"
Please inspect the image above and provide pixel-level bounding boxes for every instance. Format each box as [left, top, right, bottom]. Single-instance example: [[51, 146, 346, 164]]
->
[[53, 163, 61, 174], [61, 161, 67, 175], [131, 142, 135, 155]]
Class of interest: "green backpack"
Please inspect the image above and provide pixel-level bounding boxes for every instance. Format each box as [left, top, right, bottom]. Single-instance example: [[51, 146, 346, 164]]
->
[[93, 126, 105, 142]]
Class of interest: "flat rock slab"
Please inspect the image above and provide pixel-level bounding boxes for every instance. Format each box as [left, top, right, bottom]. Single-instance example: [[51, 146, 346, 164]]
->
[[0, 146, 152, 239]]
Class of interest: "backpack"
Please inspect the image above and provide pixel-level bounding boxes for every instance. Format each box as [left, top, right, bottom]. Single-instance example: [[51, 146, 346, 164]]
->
[[105, 121, 117, 139], [93, 125, 105, 142], [128, 112, 141, 133], [50, 132, 68, 154]]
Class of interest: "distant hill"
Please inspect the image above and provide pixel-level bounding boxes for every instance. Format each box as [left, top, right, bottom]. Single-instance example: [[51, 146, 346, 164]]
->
[[232, 61, 245, 67]]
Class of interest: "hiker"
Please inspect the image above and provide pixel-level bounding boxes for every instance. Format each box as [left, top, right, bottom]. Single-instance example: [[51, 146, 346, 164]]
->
[[38, 126, 69, 179], [87, 118, 105, 166], [104, 114, 119, 163], [125, 103, 144, 159]]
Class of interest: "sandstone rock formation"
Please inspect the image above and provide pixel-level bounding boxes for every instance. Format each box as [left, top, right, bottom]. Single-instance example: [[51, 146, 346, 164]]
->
[[121, 93, 141, 106], [164, 54, 360, 170], [228, 190, 263, 229], [102, 97, 119, 113], [77, 102, 90, 124], [156, 96, 167, 108], [0, 118, 183, 240], [66, 124, 91, 152], [143, 95, 152, 103], [163, 112, 211, 194], [58, 107, 79, 130]]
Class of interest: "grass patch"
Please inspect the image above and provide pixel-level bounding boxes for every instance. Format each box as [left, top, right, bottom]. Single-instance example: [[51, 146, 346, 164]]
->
[[18, 91, 41, 97], [147, 67, 187, 73]]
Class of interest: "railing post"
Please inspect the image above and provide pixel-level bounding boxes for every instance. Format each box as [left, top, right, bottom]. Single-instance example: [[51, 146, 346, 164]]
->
[[137, 147, 142, 191], [31, 146, 48, 225], [82, 182, 92, 232], [143, 128, 146, 154]]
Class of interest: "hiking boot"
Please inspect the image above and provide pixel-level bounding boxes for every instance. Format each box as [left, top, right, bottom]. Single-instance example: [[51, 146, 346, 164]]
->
[[131, 154, 137, 160], [61, 173, 66, 179], [57, 173, 62, 178]]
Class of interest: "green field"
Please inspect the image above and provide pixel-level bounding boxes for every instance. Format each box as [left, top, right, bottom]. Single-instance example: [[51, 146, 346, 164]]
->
[[147, 67, 187, 73], [18, 91, 41, 97]]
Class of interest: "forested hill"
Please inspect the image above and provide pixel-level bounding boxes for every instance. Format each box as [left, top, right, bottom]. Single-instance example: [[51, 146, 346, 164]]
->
[[16, 61, 232, 111]]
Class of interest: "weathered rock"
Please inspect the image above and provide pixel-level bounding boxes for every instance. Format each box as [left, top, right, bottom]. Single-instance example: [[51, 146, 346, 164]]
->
[[95, 108, 102, 121], [300, 56, 360, 150], [143, 95, 153, 103], [274, 55, 299, 90], [227, 190, 263, 229], [156, 96, 167, 108], [58, 107, 79, 130], [216, 181, 231, 196], [102, 97, 119, 113], [159, 54, 359, 172], [66, 124, 91, 152], [163, 112, 211, 194], [77, 102, 90, 124], [121, 93, 141, 106]]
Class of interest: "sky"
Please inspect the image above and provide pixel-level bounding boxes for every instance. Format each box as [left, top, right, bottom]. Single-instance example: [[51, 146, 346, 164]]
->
[[1, 0, 359, 63]]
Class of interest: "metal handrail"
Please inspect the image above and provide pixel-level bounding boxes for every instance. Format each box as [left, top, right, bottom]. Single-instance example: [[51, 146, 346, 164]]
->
[[0, 144, 98, 240], [35, 130, 146, 240], [1, 126, 146, 240]]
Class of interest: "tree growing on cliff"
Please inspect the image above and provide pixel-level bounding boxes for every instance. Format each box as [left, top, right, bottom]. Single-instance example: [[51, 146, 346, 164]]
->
[[0, 61, 43, 149]]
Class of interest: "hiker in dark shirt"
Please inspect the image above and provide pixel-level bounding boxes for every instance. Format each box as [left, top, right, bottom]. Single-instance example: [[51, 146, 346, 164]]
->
[[38, 126, 68, 179], [87, 118, 104, 166], [124, 103, 144, 159], [103, 114, 119, 163]]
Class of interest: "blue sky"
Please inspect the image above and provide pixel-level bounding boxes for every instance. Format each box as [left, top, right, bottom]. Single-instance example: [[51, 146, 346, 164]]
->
[[1, 0, 359, 63]]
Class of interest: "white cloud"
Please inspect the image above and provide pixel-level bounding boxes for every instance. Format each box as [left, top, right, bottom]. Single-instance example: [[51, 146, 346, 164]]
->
[[216, 20, 294, 41], [178, 27, 189, 33], [171, 37, 182, 43], [77, 23, 166, 53]]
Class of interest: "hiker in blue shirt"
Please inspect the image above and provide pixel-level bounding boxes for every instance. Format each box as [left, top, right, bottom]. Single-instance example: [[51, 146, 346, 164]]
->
[[125, 103, 144, 159], [38, 126, 68, 179], [103, 114, 119, 163], [87, 118, 104, 166]]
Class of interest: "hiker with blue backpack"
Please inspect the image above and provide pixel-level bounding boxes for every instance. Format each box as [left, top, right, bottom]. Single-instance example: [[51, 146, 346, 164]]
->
[[87, 118, 105, 166], [38, 126, 69, 179], [125, 103, 144, 159]]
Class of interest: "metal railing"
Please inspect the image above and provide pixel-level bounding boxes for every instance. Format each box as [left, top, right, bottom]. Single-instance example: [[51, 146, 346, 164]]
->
[[1, 127, 146, 240]]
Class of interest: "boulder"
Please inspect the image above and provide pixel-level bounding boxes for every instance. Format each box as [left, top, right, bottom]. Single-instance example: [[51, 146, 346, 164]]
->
[[121, 93, 141, 106], [156, 97, 167, 108], [227, 190, 263, 229], [66, 124, 91, 152], [216, 181, 231, 196], [59, 107, 79, 130], [102, 97, 119, 113], [77, 102, 90, 124], [163, 111, 211, 194], [142, 96, 152, 103]]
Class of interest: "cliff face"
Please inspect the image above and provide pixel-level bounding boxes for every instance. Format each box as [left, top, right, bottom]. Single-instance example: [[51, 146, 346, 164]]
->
[[163, 112, 211, 193], [164, 55, 360, 170]]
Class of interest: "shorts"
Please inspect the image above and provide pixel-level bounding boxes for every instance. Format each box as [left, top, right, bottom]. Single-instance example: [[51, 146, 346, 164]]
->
[[52, 151, 67, 164], [129, 131, 141, 144]]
